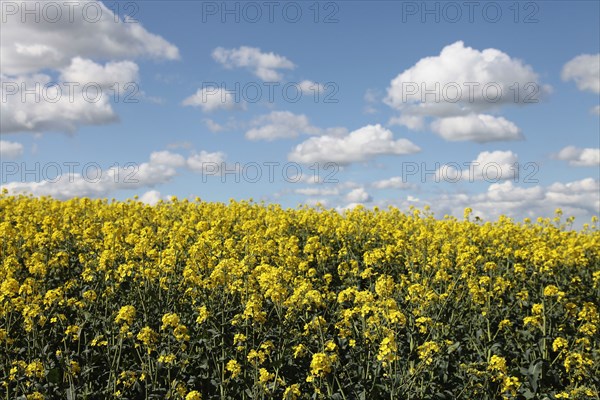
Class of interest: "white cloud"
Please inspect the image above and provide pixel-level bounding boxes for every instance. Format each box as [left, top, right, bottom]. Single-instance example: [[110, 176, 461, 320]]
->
[[471, 150, 519, 180], [386, 41, 549, 112], [296, 80, 325, 95], [288, 124, 420, 165], [562, 54, 600, 93], [372, 177, 413, 190], [482, 181, 545, 203], [385, 41, 548, 141], [298, 174, 325, 185], [1, 0, 179, 75], [1, 71, 119, 134], [149, 151, 186, 168], [246, 111, 320, 141], [1, 56, 140, 134], [212, 46, 294, 81], [59, 57, 139, 90], [186, 150, 228, 173], [437, 150, 519, 182], [388, 115, 425, 130], [1, 157, 178, 199], [0, 148, 232, 198], [139, 190, 164, 205], [182, 88, 245, 112], [1, 1, 178, 135], [592, 105, 600, 115], [543, 179, 600, 216], [322, 127, 350, 138], [547, 178, 598, 196], [556, 146, 600, 167], [430, 114, 522, 142], [345, 187, 372, 203], [378, 178, 599, 224], [0, 140, 24, 159]]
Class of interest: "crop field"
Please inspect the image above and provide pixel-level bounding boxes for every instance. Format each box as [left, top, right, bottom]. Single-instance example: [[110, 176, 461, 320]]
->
[[1, 195, 599, 399]]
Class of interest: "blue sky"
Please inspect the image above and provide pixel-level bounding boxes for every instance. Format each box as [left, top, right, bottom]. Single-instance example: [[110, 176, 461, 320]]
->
[[1, 0, 599, 223]]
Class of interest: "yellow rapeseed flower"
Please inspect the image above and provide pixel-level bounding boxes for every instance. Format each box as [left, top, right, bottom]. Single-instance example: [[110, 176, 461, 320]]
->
[[115, 305, 136, 325]]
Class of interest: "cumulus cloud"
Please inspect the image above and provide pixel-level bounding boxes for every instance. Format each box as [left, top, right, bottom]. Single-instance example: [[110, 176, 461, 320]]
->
[[0, 149, 231, 198], [1, 153, 179, 199], [436, 150, 519, 182], [430, 114, 522, 142], [246, 111, 321, 141], [1, 0, 179, 75], [288, 124, 420, 165], [59, 57, 139, 88], [149, 151, 186, 168], [295, 80, 325, 95], [345, 187, 372, 203], [536, 179, 599, 221], [378, 178, 599, 225], [482, 181, 545, 203], [385, 41, 549, 142], [556, 146, 600, 167], [0, 140, 24, 159], [139, 190, 165, 205], [182, 88, 245, 112], [386, 41, 549, 112], [388, 115, 425, 130], [1, 69, 120, 134], [562, 54, 600, 94], [212, 46, 294, 81], [0, 1, 178, 134], [0, 57, 142, 134], [372, 177, 414, 190], [550, 178, 598, 192], [186, 151, 228, 174]]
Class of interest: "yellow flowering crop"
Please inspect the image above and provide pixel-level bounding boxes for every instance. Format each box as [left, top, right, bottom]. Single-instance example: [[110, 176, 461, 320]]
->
[[226, 359, 242, 379], [115, 305, 136, 325], [0, 195, 598, 398], [309, 353, 334, 378]]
